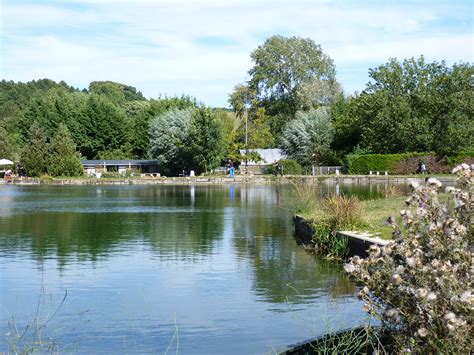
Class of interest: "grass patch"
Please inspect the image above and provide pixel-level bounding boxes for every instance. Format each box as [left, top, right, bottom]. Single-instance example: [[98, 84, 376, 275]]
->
[[359, 197, 407, 239], [301, 195, 409, 240]]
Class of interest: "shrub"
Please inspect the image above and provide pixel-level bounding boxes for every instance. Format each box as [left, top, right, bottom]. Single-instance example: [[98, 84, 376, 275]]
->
[[287, 181, 320, 214], [379, 185, 404, 198], [344, 165, 473, 353], [312, 223, 350, 259], [321, 195, 362, 231], [309, 195, 362, 259], [346, 153, 429, 174], [347, 152, 474, 175], [445, 150, 474, 166], [266, 159, 302, 175], [101, 171, 120, 178]]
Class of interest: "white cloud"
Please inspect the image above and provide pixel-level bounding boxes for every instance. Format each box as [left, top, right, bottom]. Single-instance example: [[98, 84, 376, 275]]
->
[[328, 34, 473, 64], [1, 0, 472, 105]]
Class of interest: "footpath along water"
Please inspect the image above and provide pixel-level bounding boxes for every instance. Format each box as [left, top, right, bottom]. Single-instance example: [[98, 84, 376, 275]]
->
[[0, 184, 386, 353]]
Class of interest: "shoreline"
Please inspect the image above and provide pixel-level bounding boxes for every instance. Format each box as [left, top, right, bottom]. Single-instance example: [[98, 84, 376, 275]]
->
[[1, 174, 457, 186]]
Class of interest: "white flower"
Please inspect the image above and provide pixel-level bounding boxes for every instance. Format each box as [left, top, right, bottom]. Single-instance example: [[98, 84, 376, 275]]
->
[[415, 288, 428, 298], [386, 308, 399, 318], [431, 259, 441, 268], [445, 186, 456, 193], [344, 263, 356, 273], [383, 244, 393, 255], [427, 177, 442, 188], [396, 265, 405, 274], [417, 328, 428, 337], [409, 181, 419, 189], [392, 274, 402, 285], [406, 257, 416, 267], [455, 224, 467, 235], [369, 245, 381, 257], [400, 209, 410, 217], [444, 312, 456, 321], [427, 292, 437, 301], [460, 291, 472, 305], [452, 165, 462, 174]]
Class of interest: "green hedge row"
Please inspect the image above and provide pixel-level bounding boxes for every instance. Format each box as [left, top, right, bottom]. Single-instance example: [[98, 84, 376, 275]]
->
[[265, 159, 302, 175], [346, 151, 474, 175]]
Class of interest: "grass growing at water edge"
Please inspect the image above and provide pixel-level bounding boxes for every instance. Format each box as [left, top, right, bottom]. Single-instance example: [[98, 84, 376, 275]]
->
[[3, 289, 69, 353]]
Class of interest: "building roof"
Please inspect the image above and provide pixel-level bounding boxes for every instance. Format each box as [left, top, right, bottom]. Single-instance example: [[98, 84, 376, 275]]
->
[[239, 148, 285, 165], [81, 160, 158, 167]]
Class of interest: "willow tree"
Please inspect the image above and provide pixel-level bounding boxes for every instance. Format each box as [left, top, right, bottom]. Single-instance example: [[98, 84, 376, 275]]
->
[[149, 108, 193, 175], [279, 107, 334, 166]]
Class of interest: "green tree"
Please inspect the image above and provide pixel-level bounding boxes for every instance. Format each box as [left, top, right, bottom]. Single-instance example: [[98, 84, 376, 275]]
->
[[88, 81, 145, 106], [81, 94, 127, 159], [228, 85, 274, 149], [330, 93, 363, 155], [187, 107, 225, 173], [248, 35, 339, 118], [149, 108, 193, 175], [279, 107, 334, 166], [48, 124, 83, 177], [17, 89, 89, 158], [430, 63, 473, 155], [235, 107, 274, 149], [354, 57, 473, 154], [20, 122, 49, 177], [126, 97, 196, 159], [215, 109, 241, 163], [228, 84, 255, 120]]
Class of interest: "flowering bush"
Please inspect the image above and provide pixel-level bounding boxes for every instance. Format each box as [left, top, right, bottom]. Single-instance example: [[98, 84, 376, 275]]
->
[[345, 164, 473, 353]]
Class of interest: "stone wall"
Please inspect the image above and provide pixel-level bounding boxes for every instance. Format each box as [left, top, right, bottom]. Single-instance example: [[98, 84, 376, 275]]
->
[[293, 215, 389, 258]]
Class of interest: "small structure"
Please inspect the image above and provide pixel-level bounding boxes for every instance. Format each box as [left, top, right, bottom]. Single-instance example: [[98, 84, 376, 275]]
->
[[0, 158, 14, 179], [81, 160, 159, 176], [312, 166, 343, 175], [239, 148, 286, 174]]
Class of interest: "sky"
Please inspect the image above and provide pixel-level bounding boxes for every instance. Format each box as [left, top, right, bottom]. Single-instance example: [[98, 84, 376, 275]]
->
[[0, 0, 472, 107]]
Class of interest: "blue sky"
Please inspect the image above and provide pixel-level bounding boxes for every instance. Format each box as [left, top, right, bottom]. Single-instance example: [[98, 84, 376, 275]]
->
[[1, 0, 472, 107]]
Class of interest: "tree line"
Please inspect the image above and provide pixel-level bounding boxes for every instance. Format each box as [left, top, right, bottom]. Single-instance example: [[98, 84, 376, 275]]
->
[[0, 35, 472, 177]]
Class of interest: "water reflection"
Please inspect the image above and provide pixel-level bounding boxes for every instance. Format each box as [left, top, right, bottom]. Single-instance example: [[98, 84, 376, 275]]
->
[[0, 184, 371, 353]]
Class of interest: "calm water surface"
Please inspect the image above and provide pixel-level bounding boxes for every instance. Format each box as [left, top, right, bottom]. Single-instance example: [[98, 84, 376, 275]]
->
[[0, 184, 380, 353]]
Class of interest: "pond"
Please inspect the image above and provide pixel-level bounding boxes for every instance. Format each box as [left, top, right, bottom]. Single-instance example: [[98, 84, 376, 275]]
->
[[0, 184, 381, 353]]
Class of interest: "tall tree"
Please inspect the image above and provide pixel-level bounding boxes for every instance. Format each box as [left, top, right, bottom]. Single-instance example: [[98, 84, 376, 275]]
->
[[248, 35, 339, 117], [48, 124, 83, 177], [149, 108, 193, 175], [18, 89, 89, 154], [355, 57, 473, 154], [20, 122, 49, 177], [81, 94, 127, 159], [228, 85, 273, 149], [279, 107, 334, 166], [89, 81, 145, 106], [187, 107, 225, 173], [126, 97, 196, 159]]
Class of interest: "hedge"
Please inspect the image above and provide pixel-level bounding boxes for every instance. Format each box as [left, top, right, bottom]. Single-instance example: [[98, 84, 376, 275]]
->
[[265, 159, 302, 175], [347, 151, 474, 175]]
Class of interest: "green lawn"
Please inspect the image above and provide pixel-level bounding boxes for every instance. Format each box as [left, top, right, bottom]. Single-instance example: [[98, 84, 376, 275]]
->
[[358, 196, 407, 239], [300, 195, 409, 240]]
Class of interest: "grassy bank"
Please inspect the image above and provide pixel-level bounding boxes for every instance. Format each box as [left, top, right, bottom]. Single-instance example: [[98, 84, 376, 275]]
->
[[297, 192, 408, 240]]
